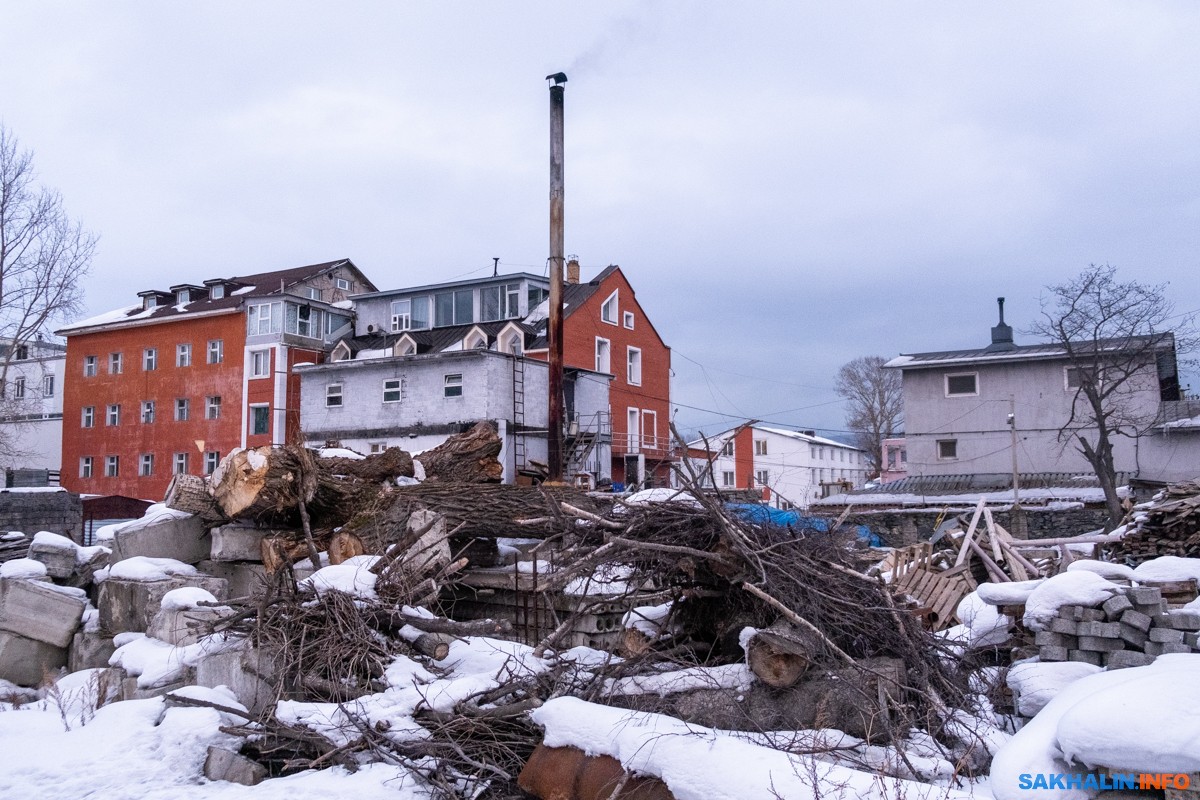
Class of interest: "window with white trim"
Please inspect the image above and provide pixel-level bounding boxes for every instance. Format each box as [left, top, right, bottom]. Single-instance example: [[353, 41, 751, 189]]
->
[[143, 348, 157, 371], [80, 456, 93, 479], [173, 452, 189, 474], [175, 398, 190, 421], [444, 374, 463, 398], [326, 383, 343, 407], [207, 340, 223, 364], [755, 469, 769, 486], [13, 377, 24, 399], [369, 442, 386, 454], [83, 355, 97, 377], [383, 378, 403, 403], [335, 277, 351, 291], [721, 470, 734, 487], [600, 291, 618, 325], [250, 405, 269, 435], [209, 284, 225, 299], [937, 439, 958, 460], [945, 372, 978, 396], [109, 352, 123, 374], [139, 454, 154, 477], [623, 311, 634, 329], [390, 299, 412, 331], [141, 400, 155, 424], [626, 347, 642, 385], [721, 440, 734, 457], [204, 451, 220, 475], [206, 396, 222, 419], [306, 287, 323, 301], [105, 455, 119, 477], [176, 343, 192, 367], [754, 439, 767, 456], [82, 406, 94, 428], [250, 350, 270, 378], [106, 404, 120, 426], [595, 338, 611, 374]]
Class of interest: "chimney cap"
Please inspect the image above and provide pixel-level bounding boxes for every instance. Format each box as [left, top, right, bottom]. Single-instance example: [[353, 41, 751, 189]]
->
[[546, 72, 568, 86]]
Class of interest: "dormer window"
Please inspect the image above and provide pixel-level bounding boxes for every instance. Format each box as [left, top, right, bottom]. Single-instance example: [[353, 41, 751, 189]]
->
[[210, 284, 225, 299], [143, 295, 158, 311], [176, 289, 191, 304], [601, 291, 618, 325]]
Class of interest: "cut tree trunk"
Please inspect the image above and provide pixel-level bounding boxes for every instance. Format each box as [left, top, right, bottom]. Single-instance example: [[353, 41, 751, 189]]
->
[[415, 421, 503, 483], [317, 447, 414, 482], [164, 473, 226, 524], [746, 622, 817, 687]]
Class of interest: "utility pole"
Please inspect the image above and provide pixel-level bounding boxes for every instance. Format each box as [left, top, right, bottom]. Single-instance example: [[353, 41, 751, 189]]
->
[[547, 72, 567, 483]]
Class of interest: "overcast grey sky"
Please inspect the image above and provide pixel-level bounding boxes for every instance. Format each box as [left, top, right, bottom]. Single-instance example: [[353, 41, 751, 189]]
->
[[3, 2, 1198, 437]]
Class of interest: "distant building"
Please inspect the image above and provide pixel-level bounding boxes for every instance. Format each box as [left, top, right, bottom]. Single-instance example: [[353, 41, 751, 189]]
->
[[883, 299, 1198, 487], [685, 422, 870, 509], [56, 259, 375, 499], [880, 437, 907, 484], [337, 262, 672, 488], [0, 337, 66, 474]]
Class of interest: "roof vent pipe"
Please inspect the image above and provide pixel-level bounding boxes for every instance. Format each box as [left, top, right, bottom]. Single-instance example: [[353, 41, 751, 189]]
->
[[987, 296, 1016, 351]]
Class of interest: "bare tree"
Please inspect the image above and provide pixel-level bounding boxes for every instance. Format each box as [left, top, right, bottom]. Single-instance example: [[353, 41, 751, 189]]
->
[[1027, 264, 1196, 527], [0, 125, 97, 460], [834, 356, 903, 476]]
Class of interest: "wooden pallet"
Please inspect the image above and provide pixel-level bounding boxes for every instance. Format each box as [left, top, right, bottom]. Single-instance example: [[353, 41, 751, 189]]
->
[[895, 563, 976, 631]]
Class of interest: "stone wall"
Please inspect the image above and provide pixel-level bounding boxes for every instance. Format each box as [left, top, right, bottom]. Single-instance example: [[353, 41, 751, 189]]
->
[[0, 489, 83, 540], [837, 505, 1112, 547]]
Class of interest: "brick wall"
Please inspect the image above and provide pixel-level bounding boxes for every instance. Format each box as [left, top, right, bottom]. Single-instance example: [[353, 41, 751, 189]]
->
[[0, 489, 83, 541]]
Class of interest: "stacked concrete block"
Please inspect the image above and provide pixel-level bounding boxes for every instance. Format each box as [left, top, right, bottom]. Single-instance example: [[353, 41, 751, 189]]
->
[[0, 577, 88, 685], [147, 605, 230, 647], [1036, 585, 1200, 670], [98, 574, 229, 635], [111, 514, 211, 565]]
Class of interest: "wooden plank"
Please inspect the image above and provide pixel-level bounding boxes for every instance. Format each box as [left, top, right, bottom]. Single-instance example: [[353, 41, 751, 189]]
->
[[955, 499, 987, 567]]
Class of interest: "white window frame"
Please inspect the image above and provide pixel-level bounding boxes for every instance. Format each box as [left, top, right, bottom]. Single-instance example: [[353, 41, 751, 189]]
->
[[141, 400, 155, 424], [600, 290, 618, 325], [390, 299, 412, 331], [444, 373, 463, 398], [755, 469, 770, 486], [627, 346, 642, 386], [754, 439, 767, 456], [721, 440, 734, 457], [210, 284, 225, 299], [204, 451, 220, 475], [595, 337, 611, 374], [109, 352, 122, 374], [936, 439, 958, 460], [83, 355, 97, 377], [383, 378, 402, 403], [326, 383, 343, 408], [173, 452, 189, 475], [721, 470, 735, 487], [176, 343, 192, 367], [143, 348, 157, 371], [175, 398, 190, 421], [208, 339, 223, 364], [13, 376, 24, 400], [642, 409, 657, 451], [104, 455, 119, 477], [369, 442, 387, 454], [82, 406, 94, 428], [206, 396, 222, 419], [80, 456, 93, 479], [106, 404, 120, 426], [250, 404, 270, 436], [250, 349, 270, 378], [627, 407, 639, 453], [139, 454, 154, 477], [623, 310, 635, 329], [306, 287, 323, 301], [944, 372, 978, 397], [336, 277, 351, 291]]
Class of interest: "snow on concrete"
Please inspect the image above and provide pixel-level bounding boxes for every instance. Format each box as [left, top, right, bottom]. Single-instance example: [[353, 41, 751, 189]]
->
[[317, 447, 365, 460], [0, 558, 47, 579], [299, 562, 378, 600], [953, 591, 1012, 649], [992, 654, 1200, 800], [100, 556, 200, 583], [1131, 555, 1200, 583], [563, 562, 635, 596], [623, 601, 674, 637], [1006, 661, 1102, 717], [110, 631, 240, 689], [977, 579, 1044, 607], [1064, 559, 1135, 581], [159, 587, 221, 612], [97, 504, 194, 543], [1022, 572, 1121, 631]]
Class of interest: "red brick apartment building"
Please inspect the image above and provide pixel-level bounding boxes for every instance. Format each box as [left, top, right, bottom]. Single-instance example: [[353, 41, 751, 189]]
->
[[57, 259, 375, 499], [528, 265, 673, 486]]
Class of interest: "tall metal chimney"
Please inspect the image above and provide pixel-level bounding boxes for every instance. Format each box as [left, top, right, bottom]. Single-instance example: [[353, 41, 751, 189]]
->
[[986, 296, 1015, 351], [547, 72, 568, 483]]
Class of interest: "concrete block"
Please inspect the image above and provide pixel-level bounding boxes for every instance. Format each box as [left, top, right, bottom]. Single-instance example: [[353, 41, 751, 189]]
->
[[1102, 594, 1134, 619], [1121, 609, 1153, 632], [1166, 612, 1200, 631], [1076, 621, 1120, 638], [1127, 586, 1162, 605], [1048, 617, 1078, 634], [1068, 606, 1106, 622], [1135, 601, 1168, 616], [1159, 642, 1192, 655], [1039, 645, 1069, 662], [1149, 627, 1186, 644], [0, 578, 86, 647], [196, 561, 268, 599], [1067, 649, 1103, 666], [204, 746, 267, 786], [68, 629, 116, 672], [112, 514, 211, 565], [195, 647, 274, 716], [1119, 623, 1148, 649], [147, 607, 228, 647], [0, 631, 67, 685], [209, 526, 270, 563], [28, 540, 77, 579], [121, 673, 194, 701], [1076, 635, 1124, 652], [98, 575, 228, 635], [1035, 631, 1077, 648], [1106, 650, 1155, 670], [1185, 632, 1200, 649]]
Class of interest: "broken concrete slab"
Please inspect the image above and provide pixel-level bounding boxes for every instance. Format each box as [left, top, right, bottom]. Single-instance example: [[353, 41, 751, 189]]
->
[[209, 525, 275, 563], [0, 578, 87, 647], [28, 532, 78, 579], [68, 629, 117, 673], [0, 631, 67, 686], [194, 647, 274, 717], [204, 746, 268, 786], [111, 513, 210, 565], [98, 575, 228, 635], [196, 560, 268, 598], [147, 606, 229, 647]]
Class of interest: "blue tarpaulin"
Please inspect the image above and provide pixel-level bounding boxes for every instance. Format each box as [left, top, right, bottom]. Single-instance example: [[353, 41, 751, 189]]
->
[[724, 503, 883, 547]]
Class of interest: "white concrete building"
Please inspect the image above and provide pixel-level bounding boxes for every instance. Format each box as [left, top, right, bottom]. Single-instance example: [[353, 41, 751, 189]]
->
[[685, 423, 870, 509], [0, 338, 65, 475]]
